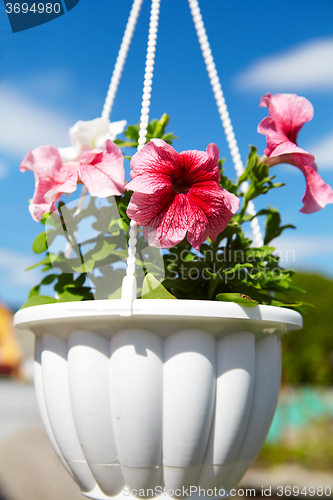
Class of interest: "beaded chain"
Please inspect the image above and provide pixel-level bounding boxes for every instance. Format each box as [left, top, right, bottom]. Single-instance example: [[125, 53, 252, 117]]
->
[[121, 0, 161, 309], [101, 0, 264, 309]]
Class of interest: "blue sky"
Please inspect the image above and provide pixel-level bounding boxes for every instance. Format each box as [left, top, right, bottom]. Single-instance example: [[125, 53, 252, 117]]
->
[[0, 0, 333, 308]]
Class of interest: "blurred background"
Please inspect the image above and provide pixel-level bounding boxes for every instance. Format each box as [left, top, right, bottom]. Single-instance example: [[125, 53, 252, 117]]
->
[[1, 0, 333, 498]]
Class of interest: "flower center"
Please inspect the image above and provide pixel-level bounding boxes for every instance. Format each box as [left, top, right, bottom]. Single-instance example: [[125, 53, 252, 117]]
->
[[172, 179, 191, 194]]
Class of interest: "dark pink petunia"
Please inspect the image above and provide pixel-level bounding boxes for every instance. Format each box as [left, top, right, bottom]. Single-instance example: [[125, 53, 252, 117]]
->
[[20, 146, 78, 222], [126, 139, 240, 250], [20, 140, 125, 222], [258, 92, 333, 213]]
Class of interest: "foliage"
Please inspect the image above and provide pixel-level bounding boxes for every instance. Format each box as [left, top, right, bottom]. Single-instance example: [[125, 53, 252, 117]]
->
[[114, 113, 177, 150], [22, 115, 307, 312], [280, 273, 333, 385], [141, 273, 177, 300], [160, 147, 307, 312]]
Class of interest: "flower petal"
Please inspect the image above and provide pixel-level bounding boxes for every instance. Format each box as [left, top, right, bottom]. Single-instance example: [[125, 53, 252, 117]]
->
[[258, 116, 285, 157], [258, 93, 314, 161], [29, 199, 58, 223], [20, 146, 79, 221], [69, 117, 110, 151], [142, 193, 190, 249], [127, 187, 174, 225], [258, 92, 333, 214], [19, 150, 34, 172], [264, 140, 315, 167], [31, 167, 78, 222], [183, 196, 210, 250], [130, 139, 181, 180], [94, 119, 127, 148], [259, 93, 314, 143], [206, 142, 220, 163], [298, 164, 333, 214], [106, 119, 127, 141], [126, 174, 172, 195], [57, 146, 78, 163], [267, 155, 333, 214], [188, 183, 240, 243], [180, 146, 220, 184], [127, 139, 239, 249], [78, 140, 125, 197], [44, 169, 79, 204], [20, 146, 63, 179], [59, 118, 126, 162]]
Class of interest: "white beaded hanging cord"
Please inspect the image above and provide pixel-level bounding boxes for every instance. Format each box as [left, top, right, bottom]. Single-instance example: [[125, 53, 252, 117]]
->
[[121, 0, 161, 305], [101, 0, 145, 121], [188, 0, 264, 248]]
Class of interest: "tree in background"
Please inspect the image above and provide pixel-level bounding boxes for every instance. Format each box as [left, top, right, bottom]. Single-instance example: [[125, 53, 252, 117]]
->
[[281, 273, 333, 385]]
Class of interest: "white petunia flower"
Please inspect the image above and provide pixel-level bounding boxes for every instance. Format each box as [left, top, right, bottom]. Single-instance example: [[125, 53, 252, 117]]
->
[[58, 117, 127, 162]]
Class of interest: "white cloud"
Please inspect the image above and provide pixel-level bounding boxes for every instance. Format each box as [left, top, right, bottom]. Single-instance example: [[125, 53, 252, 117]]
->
[[22, 68, 76, 99], [0, 84, 74, 161], [308, 133, 333, 170], [274, 235, 333, 271], [236, 38, 333, 91], [0, 249, 40, 288]]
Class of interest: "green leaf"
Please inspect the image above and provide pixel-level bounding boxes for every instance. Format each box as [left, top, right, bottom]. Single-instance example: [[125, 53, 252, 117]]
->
[[263, 207, 295, 245], [107, 286, 123, 300], [161, 276, 199, 294], [75, 274, 87, 287], [39, 213, 52, 225], [57, 286, 94, 302], [141, 273, 177, 299], [225, 262, 254, 274], [40, 274, 58, 285], [237, 146, 259, 184], [269, 299, 314, 315], [71, 257, 95, 274], [111, 249, 150, 269], [216, 293, 258, 307], [21, 295, 58, 309], [32, 231, 48, 254], [153, 113, 169, 137], [28, 285, 41, 298], [54, 273, 74, 292], [147, 119, 158, 135], [162, 132, 178, 145], [204, 269, 218, 279], [26, 254, 53, 271], [114, 139, 138, 148], [91, 240, 117, 262], [125, 125, 139, 141], [246, 246, 276, 260], [41, 264, 53, 272]]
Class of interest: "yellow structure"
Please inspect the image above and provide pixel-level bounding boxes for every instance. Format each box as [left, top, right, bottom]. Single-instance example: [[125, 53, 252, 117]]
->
[[0, 303, 22, 376]]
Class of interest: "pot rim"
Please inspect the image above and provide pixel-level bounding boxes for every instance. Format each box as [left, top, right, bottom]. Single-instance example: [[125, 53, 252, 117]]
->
[[14, 299, 303, 334]]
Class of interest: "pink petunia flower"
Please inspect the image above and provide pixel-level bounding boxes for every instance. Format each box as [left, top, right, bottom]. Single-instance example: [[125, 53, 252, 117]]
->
[[258, 92, 333, 213], [20, 140, 125, 222], [20, 146, 78, 222], [77, 139, 125, 197], [126, 139, 240, 251]]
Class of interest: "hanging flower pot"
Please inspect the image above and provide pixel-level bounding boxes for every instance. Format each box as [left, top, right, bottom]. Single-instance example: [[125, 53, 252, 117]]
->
[[14, 300, 302, 500]]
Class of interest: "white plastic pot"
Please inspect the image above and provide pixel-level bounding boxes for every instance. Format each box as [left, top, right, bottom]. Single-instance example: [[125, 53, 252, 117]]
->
[[14, 300, 302, 500]]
